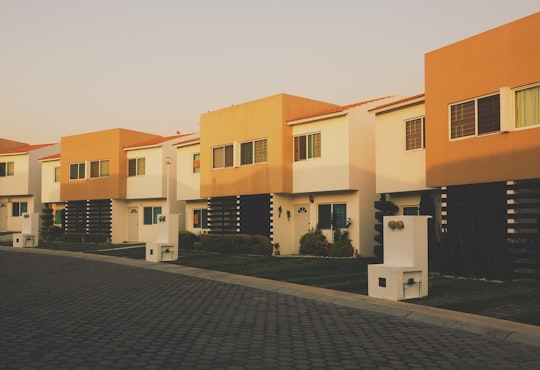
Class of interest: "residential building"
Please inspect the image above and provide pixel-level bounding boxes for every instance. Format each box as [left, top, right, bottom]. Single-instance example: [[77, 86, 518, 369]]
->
[[175, 135, 206, 234], [0, 143, 59, 232], [56, 128, 174, 243], [424, 12, 540, 241], [198, 93, 399, 256], [371, 94, 439, 218]]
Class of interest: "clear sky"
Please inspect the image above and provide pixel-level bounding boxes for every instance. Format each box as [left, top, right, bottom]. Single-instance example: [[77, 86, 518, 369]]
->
[[1, 1, 539, 144]]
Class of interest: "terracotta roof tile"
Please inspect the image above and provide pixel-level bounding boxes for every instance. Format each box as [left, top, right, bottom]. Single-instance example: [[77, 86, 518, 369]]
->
[[0, 143, 56, 155], [368, 93, 425, 112], [125, 133, 196, 149], [39, 153, 61, 161], [287, 96, 394, 122]]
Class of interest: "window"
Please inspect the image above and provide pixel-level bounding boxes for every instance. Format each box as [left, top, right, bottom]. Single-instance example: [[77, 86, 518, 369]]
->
[[193, 153, 200, 173], [128, 158, 145, 176], [405, 117, 425, 150], [241, 139, 267, 165], [450, 94, 500, 139], [90, 160, 109, 178], [516, 84, 540, 128], [294, 133, 321, 161], [213, 144, 234, 169], [54, 167, 60, 182], [318, 203, 347, 229], [12, 202, 28, 217], [143, 206, 162, 225], [403, 206, 419, 215], [69, 162, 86, 180], [193, 209, 208, 229], [0, 161, 14, 177], [55, 209, 64, 225]]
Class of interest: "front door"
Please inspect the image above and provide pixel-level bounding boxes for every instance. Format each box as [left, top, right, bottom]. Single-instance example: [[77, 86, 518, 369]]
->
[[293, 204, 310, 254], [128, 207, 139, 241], [0, 203, 7, 231]]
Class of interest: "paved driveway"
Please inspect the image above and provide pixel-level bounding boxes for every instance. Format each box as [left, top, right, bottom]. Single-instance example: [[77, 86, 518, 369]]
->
[[1, 248, 539, 369]]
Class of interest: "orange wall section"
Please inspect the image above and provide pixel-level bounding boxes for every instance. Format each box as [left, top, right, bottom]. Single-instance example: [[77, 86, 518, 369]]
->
[[425, 12, 540, 187], [60, 128, 161, 201], [199, 94, 340, 197]]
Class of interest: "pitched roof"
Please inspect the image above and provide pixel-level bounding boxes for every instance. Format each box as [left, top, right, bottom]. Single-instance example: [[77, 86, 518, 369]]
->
[[124, 133, 197, 150], [287, 96, 395, 123], [0, 143, 56, 155], [368, 93, 425, 112], [39, 153, 61, 161]]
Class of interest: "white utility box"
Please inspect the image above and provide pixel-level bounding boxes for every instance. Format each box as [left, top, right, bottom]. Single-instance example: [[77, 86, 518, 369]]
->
[[368, 216, 430, 301], [145, 214, 179, 262], [13, 213, 39, 248]]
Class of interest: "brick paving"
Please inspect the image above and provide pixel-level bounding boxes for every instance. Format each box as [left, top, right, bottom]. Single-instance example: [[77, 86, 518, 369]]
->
[[1, 250, 539, 369]]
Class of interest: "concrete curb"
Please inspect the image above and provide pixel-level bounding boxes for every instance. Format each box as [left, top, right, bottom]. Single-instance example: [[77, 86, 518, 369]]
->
[[2, 246, 539, 347]]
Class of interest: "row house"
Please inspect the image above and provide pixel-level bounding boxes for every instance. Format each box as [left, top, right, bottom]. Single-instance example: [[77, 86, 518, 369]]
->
[[371, 94, 439, 217], [424, 12, 540, 242], [189, 93, 400, 256], [40, 128, 197, 244], [0, 142, 59, 232]]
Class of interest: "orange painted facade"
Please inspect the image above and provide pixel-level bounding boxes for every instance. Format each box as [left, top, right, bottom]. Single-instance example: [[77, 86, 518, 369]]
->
[[199, 94, 340, 197], [425, 12, 540, 187], [60, 128, 161, 201]]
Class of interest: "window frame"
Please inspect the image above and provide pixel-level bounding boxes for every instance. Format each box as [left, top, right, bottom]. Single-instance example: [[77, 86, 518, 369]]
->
[[12, 201, 28, 217], [317, 203, 347, 230], [212, 144, 234, 169], [54, 167, 60, 182], [69, 162, 86, 180], [128, 158, 146, 177], [294, 132, 321, 161], [449, 93, 501, 140], [89, 159, 109, 178], [193, 208, 208, 229], [192, 153, 200, 173], [240, 138, 268, 166], [515, 83, 540, 129], [0, 161, 15, 177], [143, 206, 162, 225], [405, 116, 425, 151]]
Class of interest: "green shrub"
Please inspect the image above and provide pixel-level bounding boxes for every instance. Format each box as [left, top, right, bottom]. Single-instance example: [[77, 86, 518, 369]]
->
[[60, 233, 84, 243], [299, 229, 329, 256], [329, 239, 354, 257], [179, 231, 198, 249], [232, 234, 252, 254], [84, 233, 109, 243], [250, 235, 273, 256], [199, 234, 234, 253]]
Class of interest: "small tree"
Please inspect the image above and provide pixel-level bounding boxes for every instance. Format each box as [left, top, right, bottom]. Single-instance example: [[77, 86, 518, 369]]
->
[[40, 206, 54, 242], [373, 194, 398, 260]]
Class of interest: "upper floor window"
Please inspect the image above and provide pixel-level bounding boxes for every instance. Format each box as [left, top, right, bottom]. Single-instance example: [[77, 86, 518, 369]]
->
[[294, 132, 321, 161], [128, 158, 145, 176], [193, 153, 200, 173], [318, 203, 347, 229], [213, 144, 233, 169], [0, 161, 14, 177], [241, 139, 267, 165], [12, 202, 27, 217], [450, 94, 500, 139], [405, 117, 425, 150], [69, 162, 86, 180], [54, 167, 60, 182], [516, 84, 540, 128], [90, 160, 109, 178]]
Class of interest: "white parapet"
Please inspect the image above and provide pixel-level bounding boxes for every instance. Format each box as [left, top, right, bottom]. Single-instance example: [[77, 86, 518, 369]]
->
[[368, 215, 431, 301], [145, 214, 179, 262], [13, 213, 39, 248]]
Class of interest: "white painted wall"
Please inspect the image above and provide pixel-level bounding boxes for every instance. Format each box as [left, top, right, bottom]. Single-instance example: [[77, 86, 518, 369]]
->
[[0, 154, 30, 196], [176, 143, 201, 201], [41, 159, 61, 203], [126, 147, 166, 200], [375, 103, 429, 194]]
